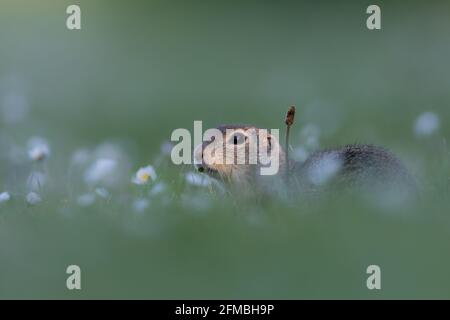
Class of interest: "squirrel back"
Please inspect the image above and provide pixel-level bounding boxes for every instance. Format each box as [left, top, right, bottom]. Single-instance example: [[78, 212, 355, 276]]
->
[[289, 144, 417, 200]]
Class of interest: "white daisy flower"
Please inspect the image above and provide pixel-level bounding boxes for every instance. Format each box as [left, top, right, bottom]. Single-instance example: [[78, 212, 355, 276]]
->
[[95, 187, 110, 199], [26, 192, 42, 205], [132, 198, 150, 213], [299, 123, 321, 150], [27, 136, 50, 161], [185, 172, 212, 187], [132, 165, 157, 185], [84, 158, 117, 185], [181, 194, 211, 212], [0, 192, 11, 203]]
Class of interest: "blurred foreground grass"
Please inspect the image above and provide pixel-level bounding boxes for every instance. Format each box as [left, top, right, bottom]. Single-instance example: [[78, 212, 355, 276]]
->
[[1, 0, 450, 299]]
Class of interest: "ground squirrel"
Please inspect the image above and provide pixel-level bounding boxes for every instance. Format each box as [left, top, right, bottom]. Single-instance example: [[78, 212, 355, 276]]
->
[[192, 119, 416, 201]]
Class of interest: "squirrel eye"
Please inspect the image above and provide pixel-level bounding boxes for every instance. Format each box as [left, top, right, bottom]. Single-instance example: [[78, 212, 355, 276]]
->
[[229, 133, 246, 145]]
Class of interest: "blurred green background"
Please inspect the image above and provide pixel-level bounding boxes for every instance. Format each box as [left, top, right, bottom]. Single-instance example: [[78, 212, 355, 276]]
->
[[0, 0, 449, 299]]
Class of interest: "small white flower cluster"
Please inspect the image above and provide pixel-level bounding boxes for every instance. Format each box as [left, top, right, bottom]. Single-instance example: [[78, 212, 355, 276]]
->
[[4, 136, 51, 206], [27, 171, 47, 191], [77, 143, 132, 189], [184, 171, 226, 199]]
